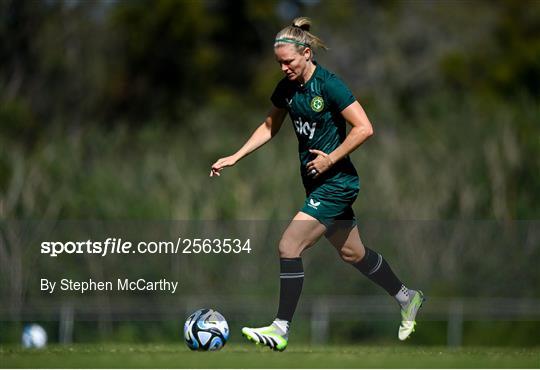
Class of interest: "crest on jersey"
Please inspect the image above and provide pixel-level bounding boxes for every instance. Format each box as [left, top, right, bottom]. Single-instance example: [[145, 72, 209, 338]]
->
[[310, 96, 324, 112]]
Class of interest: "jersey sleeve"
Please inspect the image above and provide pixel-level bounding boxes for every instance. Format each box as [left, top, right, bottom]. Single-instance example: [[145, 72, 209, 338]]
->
[[270, 79, 289, 108], [325, 75, 356, 112]]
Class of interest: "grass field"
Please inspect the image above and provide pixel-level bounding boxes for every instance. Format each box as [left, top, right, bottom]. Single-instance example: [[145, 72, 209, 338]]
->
[[1, 343, 539, 368]]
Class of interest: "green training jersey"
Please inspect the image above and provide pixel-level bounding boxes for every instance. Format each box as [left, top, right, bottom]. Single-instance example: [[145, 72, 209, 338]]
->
[[271, 63, 359, 192]]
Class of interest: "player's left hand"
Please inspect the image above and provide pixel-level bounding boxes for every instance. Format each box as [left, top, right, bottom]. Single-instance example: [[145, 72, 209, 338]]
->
[[306, 149, 334, 179]]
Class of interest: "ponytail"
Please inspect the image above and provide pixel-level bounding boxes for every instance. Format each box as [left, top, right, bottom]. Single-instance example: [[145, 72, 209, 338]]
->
[[274, 17, 328, 51]]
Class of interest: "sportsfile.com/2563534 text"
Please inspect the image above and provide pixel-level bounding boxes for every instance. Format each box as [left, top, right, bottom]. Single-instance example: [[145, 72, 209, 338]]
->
[[40, 238, 252, 257]]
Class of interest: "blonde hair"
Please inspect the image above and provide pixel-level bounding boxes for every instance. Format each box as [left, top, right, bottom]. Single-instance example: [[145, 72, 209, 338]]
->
[[274, 17, 328, 51]]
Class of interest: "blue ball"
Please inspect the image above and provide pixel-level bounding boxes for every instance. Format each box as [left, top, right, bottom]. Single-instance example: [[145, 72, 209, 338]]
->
[[184, 308, 229, 351]]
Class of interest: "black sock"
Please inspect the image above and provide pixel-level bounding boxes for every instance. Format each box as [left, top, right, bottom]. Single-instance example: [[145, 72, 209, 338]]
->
[[276, 257, 304, 322], [353, 247, 402, 296]]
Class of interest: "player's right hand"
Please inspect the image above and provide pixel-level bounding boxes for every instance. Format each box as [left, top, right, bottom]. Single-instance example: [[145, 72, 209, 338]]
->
[[210, 155, 238, 177]]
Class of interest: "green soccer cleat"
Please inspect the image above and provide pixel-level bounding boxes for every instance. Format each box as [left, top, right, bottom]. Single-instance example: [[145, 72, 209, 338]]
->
[[241, 325, 288, 351], [398, 290, 425, 341]]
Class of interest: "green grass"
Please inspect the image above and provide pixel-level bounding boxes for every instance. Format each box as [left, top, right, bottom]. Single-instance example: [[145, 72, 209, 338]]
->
[[1, 344, 539, 368]]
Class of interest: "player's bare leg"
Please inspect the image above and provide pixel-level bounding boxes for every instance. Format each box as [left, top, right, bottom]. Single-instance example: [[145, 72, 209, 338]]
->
[[326, 225, 424, 340], [242, 212, 326, 351]]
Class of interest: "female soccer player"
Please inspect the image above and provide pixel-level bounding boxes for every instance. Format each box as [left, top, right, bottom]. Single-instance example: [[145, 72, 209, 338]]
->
[[210, 17, 424, 351]]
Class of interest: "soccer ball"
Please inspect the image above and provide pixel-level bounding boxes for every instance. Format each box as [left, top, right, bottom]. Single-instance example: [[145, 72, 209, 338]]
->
[[183, 308, 229, 351], [22, 324, 47, 348]]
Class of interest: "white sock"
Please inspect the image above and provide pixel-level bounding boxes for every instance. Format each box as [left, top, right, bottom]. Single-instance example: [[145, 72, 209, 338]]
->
[[272, 319, 289, 335], [394, 285, 411, 308]]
